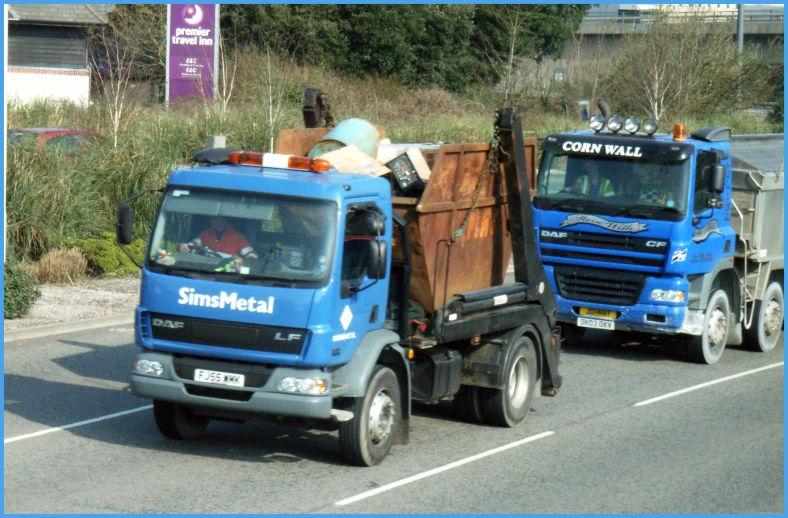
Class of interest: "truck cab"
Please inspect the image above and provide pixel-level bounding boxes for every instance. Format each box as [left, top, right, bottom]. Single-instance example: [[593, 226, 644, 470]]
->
[[533, 108, 783, 364]]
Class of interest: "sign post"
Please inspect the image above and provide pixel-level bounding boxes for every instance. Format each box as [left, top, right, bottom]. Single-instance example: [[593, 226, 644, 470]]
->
[[166, 4, 219, 105]]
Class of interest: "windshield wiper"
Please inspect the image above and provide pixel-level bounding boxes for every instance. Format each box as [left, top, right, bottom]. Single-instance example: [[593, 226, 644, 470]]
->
[[148, 262, 194, 277], [542, 198, 584, 211], [614, 204, 681, 217]]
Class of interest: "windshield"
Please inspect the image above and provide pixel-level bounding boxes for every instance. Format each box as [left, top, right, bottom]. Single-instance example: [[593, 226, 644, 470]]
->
[[7, 131, 37, 147], [148, 188, 337, 286], [534, 152, 691, 220]]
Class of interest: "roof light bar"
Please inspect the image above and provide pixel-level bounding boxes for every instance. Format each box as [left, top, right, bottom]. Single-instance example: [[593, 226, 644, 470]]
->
[[226, 152, 330, 173], [589, 113, 605, 131], [642, 118, 658, 135], [624, 116, 640, 134], [606, 114, 623, 133]]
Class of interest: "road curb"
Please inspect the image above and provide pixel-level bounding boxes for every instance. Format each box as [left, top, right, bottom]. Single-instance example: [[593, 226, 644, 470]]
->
[[4, 313, 135, 343]]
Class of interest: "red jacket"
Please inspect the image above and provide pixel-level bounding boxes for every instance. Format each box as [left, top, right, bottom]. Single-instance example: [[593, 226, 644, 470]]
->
[[190, 224, 258, 258]]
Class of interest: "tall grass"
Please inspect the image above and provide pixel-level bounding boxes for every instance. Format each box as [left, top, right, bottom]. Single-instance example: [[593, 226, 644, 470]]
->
[[5, 61, 781, 263]]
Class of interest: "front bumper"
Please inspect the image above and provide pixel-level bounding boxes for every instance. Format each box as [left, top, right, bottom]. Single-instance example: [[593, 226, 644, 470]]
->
[[555, 296, 701, 335], [131, 352, 333, 420]]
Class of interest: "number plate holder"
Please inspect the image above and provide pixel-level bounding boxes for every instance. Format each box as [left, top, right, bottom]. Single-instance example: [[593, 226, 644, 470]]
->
[[194, 368, 245, 388], [577, 317, 615, 330]]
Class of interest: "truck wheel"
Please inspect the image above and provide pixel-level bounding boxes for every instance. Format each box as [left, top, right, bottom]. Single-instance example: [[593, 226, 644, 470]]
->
[[153, 400, 209, 440], [339, 365, 401, 466], [479, 336, 537, 427], [685, 289, 730, 364], [453, 385, 484, 424], [744, 281, 784, 353], [562, 323, 585, 346]]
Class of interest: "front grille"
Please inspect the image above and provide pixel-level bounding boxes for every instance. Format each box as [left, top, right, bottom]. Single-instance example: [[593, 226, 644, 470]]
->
[[541, 248, 664, 268], [540, 230, 667, 270], [148, 312, 307, 356], [173, 354, 273, 388], [140, 312, 151, 340], [563, 231, 647, 252], [555, 266, 646, 306], [185, 384, 253, 401]]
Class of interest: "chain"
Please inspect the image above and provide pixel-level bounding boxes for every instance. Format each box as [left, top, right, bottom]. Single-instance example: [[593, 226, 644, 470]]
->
[[451, 134, 500, 242]]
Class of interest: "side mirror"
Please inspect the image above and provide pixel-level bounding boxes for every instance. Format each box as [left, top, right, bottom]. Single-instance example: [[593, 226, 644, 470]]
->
[[367, 241, 388, 280], [117, 206, 133, 245], [346, 209, 385, 237], [710, 164, 725, 193]]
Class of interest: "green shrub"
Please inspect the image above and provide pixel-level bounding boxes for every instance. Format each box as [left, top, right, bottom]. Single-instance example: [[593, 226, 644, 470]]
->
[[73, 232, 145, 275], [4, 263, 41, 319]]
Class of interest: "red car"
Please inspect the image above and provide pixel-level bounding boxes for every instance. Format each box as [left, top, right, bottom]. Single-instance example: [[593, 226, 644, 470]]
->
[[7, 128, 105, 154]]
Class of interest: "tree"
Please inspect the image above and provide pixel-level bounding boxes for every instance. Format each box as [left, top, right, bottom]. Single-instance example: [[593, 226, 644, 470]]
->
[[104, 5, 167, 86], [222, 5, 477, 93], [602, 8, 772, 120], [470, 5, 590, 86], [88, 17, 141, 148]]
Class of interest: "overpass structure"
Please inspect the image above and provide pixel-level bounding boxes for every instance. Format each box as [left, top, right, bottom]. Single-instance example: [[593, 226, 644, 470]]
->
[[573, 7, 784, 63]]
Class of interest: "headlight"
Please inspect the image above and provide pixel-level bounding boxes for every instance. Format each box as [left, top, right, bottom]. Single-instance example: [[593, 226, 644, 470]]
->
[[279, 377, 328, 395], [589, 113, 605, 131], [624, 116, 640, 134], [642, 118, 658, 135], [650, 289, 685, 303], [134, 359, 164, 377], [606, 114, 623, 132]]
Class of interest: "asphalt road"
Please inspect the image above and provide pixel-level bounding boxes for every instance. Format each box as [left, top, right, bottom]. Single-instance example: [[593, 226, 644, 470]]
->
[[4, 326, 783, 513]]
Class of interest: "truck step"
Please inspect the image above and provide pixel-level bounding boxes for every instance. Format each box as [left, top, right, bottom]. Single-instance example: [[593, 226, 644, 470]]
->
[[330, 409, 354, 422]]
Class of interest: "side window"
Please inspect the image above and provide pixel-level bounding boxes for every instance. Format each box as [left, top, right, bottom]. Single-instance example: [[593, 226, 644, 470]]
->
[[341, 210, 378, 282], [693, 151, 717, 213], [45, 135, 82, 153], [537, 155, 568, 195]]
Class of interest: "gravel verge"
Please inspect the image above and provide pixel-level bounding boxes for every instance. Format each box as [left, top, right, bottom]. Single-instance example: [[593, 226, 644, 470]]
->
[[4, 275, 141, 332]]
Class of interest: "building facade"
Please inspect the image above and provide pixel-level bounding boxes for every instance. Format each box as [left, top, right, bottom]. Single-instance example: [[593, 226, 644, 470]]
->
[[7, 4, 110, 105]]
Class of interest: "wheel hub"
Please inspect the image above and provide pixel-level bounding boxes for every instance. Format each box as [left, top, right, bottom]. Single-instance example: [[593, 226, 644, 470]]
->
[[508, 357, 530, 409], [708, 307, 727, 346], [368, 390, 395, 445], [763, 299, 783, 336]]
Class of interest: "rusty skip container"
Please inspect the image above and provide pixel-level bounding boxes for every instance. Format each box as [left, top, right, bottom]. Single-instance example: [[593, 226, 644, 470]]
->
[[275, 125, 537, 314]]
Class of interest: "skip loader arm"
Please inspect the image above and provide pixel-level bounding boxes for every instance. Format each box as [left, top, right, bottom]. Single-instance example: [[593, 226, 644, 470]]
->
[[496, 107, 558, 326]]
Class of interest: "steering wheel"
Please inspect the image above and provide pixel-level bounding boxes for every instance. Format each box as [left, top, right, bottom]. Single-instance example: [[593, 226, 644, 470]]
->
[[191, 244, 222, 258]]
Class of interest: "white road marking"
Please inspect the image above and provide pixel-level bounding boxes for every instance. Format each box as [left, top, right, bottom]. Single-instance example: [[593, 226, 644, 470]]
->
[[335, 431, 554, 506], [4, 405, 153, 444], [634, 362, 784, 407]]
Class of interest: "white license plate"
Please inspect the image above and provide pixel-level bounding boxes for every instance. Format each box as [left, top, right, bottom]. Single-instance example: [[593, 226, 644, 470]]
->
[[194, 368, 245, 387], [577, 317, 615, 330]]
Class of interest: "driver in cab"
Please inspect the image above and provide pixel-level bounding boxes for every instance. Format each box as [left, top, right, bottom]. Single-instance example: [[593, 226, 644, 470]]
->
[[563, 162, 615, 197], [178, 216, 259, 259]]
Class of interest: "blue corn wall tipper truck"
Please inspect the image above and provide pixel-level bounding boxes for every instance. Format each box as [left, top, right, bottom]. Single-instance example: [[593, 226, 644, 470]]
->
[[116, 104, 561, 466], [533, 100, 784, 364]]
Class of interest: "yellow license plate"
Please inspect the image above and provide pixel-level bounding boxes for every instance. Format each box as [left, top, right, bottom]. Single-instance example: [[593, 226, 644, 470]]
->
[[579, 307, 618, 320]]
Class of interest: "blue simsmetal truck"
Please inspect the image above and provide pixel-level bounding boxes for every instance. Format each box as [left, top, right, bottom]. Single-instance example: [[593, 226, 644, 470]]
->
[[117, 107, 561, 466], [532, 101, 784, 364]]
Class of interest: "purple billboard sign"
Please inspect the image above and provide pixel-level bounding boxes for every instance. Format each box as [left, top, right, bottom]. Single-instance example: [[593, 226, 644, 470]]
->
[[166, 4, 219, 103]]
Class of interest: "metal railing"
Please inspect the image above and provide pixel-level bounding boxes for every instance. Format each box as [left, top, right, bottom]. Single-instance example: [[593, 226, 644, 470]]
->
[[583, 8, 784, 25]]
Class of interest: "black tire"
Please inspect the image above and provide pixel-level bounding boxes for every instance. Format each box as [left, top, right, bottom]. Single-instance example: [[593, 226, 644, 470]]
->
[[479, 336, 537, 427], [684, 289, 730, 364], [153, 400, 210, 440], [744, 281, 784, 353], [338, 366, 401, 467], [561, 323, 585, 347], [453, 385, 484, 424]]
